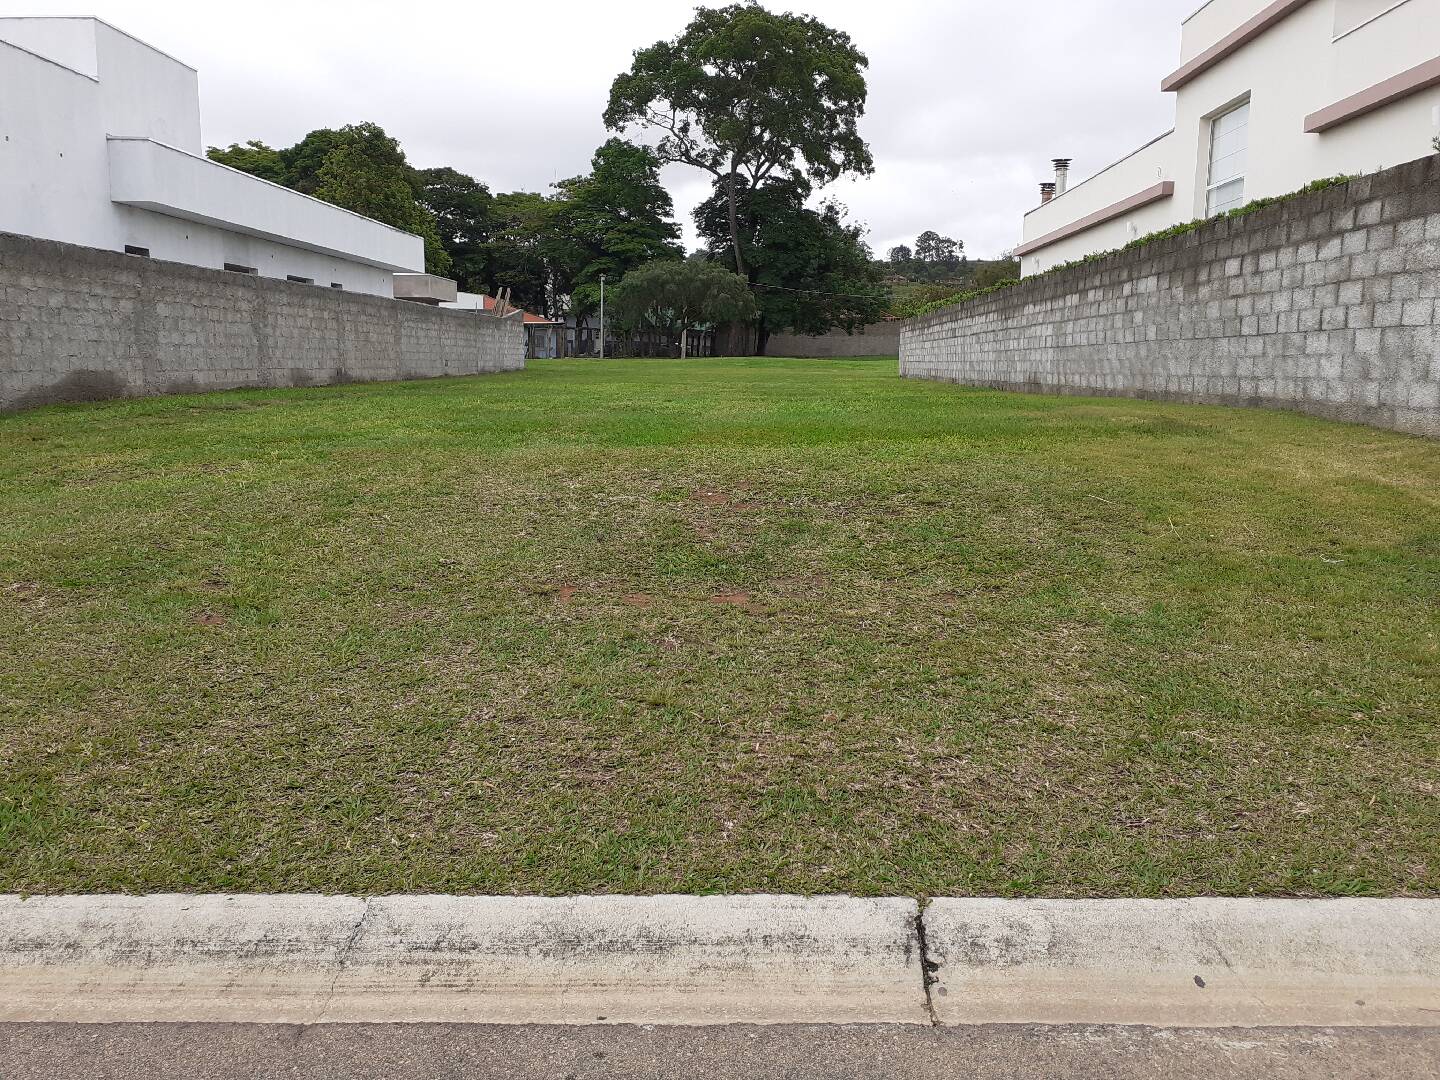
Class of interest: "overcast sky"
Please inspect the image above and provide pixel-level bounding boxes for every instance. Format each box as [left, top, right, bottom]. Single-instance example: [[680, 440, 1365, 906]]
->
[[17, 0, 1197, 258]]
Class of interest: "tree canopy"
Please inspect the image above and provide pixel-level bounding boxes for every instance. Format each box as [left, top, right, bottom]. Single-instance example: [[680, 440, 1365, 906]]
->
[[696, 177, 887, 346], [915, 230, 963, 268], [611, 260, 757, 355], [883, 230, 968, 284], [207, 140, 288, 185], [416, 166, 493, 291], [553, 139, 683, 317], [604, 3, 872, 277]]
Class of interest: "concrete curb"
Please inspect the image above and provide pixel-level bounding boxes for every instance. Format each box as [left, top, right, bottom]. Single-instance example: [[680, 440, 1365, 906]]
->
[[0, 895, 926, 1026], [925, 898, 1440, 1028], [1, 895, 1436, 1027]]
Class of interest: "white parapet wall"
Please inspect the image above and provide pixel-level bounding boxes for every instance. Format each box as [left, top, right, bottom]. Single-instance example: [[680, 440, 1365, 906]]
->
[[0, 17, 425, 297], [108, 138, 424, 272]]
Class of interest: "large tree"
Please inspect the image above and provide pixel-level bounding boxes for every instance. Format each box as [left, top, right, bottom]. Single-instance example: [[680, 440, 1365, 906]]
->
[[887, 244, 914, 268], [482, 191, 578, 319], [604, 3, 872, 278], [417, 166, 494, 294], [554, 139, 683, 318], [696, 177, 887, 350], [610, 259, 756, 357], [914, 230, 962, 269]]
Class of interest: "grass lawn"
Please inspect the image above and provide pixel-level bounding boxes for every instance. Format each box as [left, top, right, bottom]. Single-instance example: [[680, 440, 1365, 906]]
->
[[1, 357, 1437, 898]]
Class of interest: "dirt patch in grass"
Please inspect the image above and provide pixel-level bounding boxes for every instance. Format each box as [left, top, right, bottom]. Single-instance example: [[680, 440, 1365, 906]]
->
[[710, 591, 755, 610]]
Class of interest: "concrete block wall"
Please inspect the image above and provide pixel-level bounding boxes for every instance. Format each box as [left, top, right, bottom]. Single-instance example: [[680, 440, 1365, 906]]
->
[[765, 322, 901, 358], [901, 155, 1440, 437], [0, 232, 524, 411]]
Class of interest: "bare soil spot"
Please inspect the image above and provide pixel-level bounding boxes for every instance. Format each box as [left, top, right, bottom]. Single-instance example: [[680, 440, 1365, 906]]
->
[[623, 593, 653, 608], [710, 591, 753, 609], [193, 610, 226, 627], [776, 574, 830, 592], [553, 586, 579, 605], [692, 488, 760, 512]]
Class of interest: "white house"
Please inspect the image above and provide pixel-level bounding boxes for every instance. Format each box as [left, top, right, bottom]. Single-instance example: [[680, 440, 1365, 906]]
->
[[1018, 0, 1440, 276], [0, 17, 425, 296]]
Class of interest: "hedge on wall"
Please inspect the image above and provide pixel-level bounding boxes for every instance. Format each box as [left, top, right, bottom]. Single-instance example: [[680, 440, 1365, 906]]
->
[[913, 175, 1358, 319]]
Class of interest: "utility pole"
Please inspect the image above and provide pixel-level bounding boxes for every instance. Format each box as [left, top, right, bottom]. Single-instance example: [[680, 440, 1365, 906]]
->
[[598, 274, 606, 362]]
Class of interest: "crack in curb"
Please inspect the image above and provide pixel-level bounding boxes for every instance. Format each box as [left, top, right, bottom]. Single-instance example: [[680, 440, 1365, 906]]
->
[[914, 899, 941, 1027], [314, 897, 374, 1024]]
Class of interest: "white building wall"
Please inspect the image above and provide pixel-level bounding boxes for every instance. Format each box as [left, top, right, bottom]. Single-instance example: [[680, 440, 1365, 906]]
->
[[0, 19, 422, 297], [1019, 134, 1178, 276], [0, 16, 102, 75], [93, 20, 202, 153], [108, 139, 420, 270], [0, 40, 116, 255], [1020, 0, 1440, 273], [446, 291, 492, 311], [1180, 0, 1271, 62], [1172, 0, 1440, 222]]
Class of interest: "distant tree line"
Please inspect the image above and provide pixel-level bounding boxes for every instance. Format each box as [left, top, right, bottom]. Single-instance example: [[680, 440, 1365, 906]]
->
[[880, 227, 1019, 317], [887, 231, 965, 281], [213, 4, 1003, 351]]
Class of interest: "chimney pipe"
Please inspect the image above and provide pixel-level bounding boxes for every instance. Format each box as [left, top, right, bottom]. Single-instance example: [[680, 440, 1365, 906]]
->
[[1052, 158, 1072, 196], [1040, 182, 1056, 205]]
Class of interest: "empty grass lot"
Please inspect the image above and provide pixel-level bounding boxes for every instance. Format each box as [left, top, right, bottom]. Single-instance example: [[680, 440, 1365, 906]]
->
[[1, 357, 1437, 898]]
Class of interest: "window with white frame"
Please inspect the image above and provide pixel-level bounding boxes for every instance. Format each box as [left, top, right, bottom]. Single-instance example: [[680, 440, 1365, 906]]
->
[[1205, 101, 1249, 216]]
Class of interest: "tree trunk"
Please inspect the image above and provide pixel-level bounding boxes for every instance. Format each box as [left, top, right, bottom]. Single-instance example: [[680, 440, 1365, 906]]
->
[[681, 324, 690, 359], [725, 170, 747, 278]]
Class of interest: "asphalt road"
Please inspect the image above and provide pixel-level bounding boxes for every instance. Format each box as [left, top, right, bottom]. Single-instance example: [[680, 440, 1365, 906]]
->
[[3, 1024, 1437, 1080]]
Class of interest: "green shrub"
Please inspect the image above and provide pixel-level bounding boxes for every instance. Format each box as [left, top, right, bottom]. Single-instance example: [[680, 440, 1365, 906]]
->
[[909, 174, 1357, 320], [911, 278, 1022, 318]]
